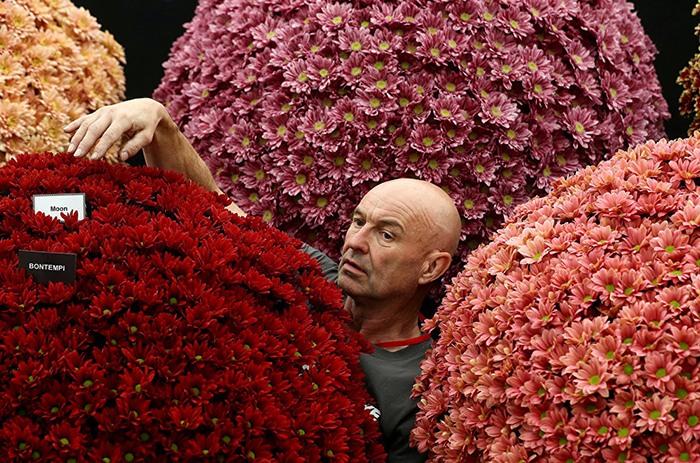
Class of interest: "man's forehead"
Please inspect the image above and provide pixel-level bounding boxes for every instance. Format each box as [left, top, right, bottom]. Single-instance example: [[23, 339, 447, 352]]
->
[[355, 179, 461, 252], [354, 192, 418, 229], [354, 205, 405, 228]]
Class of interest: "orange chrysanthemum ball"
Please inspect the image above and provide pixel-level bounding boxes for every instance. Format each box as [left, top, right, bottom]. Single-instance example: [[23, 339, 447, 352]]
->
[[0, 0, 125, 164], [414, 133, 700, 462]]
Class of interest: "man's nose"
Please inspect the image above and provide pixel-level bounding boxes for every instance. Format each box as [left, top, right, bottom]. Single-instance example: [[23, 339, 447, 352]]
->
[[343, 227, 370, 254]]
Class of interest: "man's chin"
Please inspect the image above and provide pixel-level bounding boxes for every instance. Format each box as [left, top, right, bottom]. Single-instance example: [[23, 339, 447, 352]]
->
[[337, 273, 365, 298]]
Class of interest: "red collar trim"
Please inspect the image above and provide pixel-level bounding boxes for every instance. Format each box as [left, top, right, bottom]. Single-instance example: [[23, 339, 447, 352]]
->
[[374, 332, 431, 349], [369, 313, 430, 349]]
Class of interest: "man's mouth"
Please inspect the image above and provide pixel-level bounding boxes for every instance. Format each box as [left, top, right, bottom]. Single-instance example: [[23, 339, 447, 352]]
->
[[341, 258, 366, 274]]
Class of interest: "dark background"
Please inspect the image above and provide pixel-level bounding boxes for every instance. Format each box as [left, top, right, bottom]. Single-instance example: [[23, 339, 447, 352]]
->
[[73, 0, 700, 141]]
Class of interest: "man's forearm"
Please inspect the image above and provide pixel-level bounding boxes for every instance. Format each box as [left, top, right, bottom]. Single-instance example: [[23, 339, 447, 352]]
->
[[144, 109, 246, 216], [144, 112, 220, 193]]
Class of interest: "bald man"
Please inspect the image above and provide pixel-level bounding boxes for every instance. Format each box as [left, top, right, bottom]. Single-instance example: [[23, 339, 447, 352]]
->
[[65, 99, 462, 462], [335, 179, 460, 462], [341, 179, 460, 341]]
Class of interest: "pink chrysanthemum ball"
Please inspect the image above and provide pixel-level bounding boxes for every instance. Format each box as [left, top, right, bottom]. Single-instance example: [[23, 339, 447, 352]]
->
[[155, 0, 668, 264], [0, 0, 125, 164], [413, 134, 700, 462]]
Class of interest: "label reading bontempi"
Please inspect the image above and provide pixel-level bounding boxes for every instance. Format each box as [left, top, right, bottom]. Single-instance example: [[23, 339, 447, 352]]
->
[[33, 193, 86, 222], [18, 250, 77, 284]]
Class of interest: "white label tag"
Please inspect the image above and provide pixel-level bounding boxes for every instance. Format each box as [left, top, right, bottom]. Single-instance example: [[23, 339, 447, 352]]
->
[[33, 193, 86, 222]]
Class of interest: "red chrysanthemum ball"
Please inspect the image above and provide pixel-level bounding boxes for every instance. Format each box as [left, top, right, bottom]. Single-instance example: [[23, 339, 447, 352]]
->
[[413, 134, 700, 462], [0, 0, 125, 165], [154, 0, 668, 269], [0, 153, 384, 462]]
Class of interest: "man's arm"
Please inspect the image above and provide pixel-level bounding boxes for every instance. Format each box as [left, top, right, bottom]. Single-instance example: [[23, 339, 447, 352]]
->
[[64, 98, 246, 216], [300, 244, 339, 284]]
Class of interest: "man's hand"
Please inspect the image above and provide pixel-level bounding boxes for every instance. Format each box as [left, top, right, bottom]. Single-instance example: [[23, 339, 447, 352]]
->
[[64, 98, 248, 217], [64, 98, 168, 162]]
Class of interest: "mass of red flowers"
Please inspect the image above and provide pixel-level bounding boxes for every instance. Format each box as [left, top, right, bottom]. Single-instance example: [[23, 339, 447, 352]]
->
[[154, 0, 668, 267], [0, 153, 384, 462], [413, 134, 700, 462]]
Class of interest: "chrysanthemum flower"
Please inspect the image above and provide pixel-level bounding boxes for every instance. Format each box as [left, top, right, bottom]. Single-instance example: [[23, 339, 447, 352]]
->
[[154, 0, 668, 294], [415, 134, 700, 461], [677, 2, 700, 134], [0, 0, 125, 164]]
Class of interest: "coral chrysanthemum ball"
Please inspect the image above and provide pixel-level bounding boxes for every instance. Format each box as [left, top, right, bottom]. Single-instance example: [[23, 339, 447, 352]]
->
[[414, 134, 700, 462], [0, 153, 384, 462], [0, 0, 125, 164], [155, 0, 668, 265]]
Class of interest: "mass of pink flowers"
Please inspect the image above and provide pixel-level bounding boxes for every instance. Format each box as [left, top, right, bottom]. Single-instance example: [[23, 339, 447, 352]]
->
[[0, 0, 125, 164], [155, 0, 668, 265], [0, 153, 384, 462], [413, 134, 700, 462]]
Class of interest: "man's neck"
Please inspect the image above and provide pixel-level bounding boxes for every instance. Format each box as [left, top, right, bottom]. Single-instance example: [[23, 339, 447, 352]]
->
[[344, 296, 424, 351]]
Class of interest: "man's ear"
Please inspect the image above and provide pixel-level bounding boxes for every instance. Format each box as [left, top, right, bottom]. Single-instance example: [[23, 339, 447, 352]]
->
[[418, 251, 452, 285]]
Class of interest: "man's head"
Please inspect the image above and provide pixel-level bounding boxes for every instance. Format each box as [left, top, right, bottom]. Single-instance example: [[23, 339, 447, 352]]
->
[[337, 178, 461, 305]]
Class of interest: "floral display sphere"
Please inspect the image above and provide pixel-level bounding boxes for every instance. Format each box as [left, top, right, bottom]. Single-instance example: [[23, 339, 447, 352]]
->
[[413, 134, 700, 462], [0, 0, 125, 164], [154, 0, 668, 267], [679, 2, 700, 134], [0, 153, 384, 462]]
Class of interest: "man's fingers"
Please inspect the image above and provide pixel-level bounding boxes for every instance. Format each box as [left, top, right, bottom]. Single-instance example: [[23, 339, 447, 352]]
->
[[91, 119, 132, 160], [64, 100, 164, 161], [119, 131, 153, 161], [72, 116, 119, 159], [65, 118, 89, 154], [66, 112, 103, 157], [63, 116, 86, 134]]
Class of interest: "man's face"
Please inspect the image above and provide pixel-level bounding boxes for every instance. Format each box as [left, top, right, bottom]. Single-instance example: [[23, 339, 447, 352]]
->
[[337, 187, 433, 302]]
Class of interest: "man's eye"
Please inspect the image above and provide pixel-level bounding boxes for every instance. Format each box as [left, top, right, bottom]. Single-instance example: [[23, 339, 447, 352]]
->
[[354, 218, 364, 227], [381, 232, 393, 240]]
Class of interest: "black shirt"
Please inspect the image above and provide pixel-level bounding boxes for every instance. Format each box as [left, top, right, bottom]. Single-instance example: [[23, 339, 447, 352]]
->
[[302, 244, 429, 462]]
